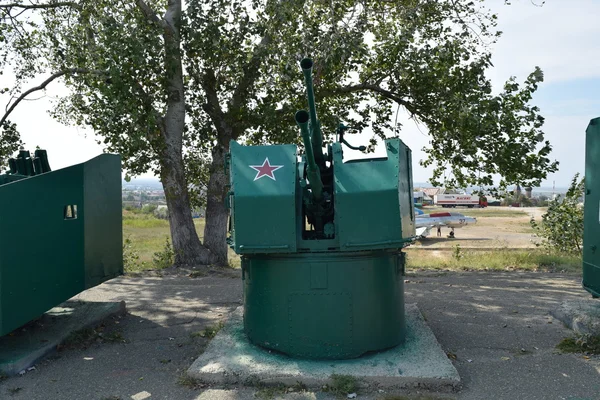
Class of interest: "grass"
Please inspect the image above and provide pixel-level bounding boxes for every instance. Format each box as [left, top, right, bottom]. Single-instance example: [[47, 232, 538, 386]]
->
[[61, 326, 127, 349], [253, 381, 307, 399], [190, 321, 225, 339], [121, 206, 568, 275], [122, 211, 240, 273], [323, 374, 359, 396], [377, 396, 453, 400], [556, 335, 600, 354], [254, 384, 288, 399], [406, 248, 581, 273]]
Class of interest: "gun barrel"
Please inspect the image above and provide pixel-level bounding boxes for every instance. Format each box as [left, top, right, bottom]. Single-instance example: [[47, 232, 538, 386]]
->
[[300, 58, 325, 167], [295, 110, 323, 202]]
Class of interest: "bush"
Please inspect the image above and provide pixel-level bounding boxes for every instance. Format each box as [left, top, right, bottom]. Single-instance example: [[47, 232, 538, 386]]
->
[[141, 204, 158, 214], [123, 236, 142, 271], [154, 206, 169, 219], [530, 174, 584, 255], [152, 236, 175, 269]]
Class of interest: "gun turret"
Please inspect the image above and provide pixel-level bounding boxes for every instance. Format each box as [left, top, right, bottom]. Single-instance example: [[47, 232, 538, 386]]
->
[[226, 57, 416, 360], [295, 110, 323, 202], [300, 58, 325, 168]]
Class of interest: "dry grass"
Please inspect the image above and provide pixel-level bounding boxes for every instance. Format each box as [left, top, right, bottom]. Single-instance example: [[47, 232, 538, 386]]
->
[[122, 207, 569, 274], [406, 248, 581, 274]]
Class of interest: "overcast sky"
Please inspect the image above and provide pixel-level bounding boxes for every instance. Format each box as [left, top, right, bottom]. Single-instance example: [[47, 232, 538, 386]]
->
[[1, 0, 598, 188]]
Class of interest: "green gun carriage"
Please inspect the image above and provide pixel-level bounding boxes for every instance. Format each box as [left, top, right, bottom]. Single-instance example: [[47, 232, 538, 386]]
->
[[226, 58, 416, 359]]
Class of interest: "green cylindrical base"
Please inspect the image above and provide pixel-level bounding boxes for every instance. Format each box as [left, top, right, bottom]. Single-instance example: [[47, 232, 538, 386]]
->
[[242, 251, 406, 360]]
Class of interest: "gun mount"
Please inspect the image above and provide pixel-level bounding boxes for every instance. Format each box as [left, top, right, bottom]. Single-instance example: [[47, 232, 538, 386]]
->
[[226, 58, 415, 359]]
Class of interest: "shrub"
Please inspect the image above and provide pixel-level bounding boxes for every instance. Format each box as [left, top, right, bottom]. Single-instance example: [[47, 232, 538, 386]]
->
[[530, 174, 584, 255]]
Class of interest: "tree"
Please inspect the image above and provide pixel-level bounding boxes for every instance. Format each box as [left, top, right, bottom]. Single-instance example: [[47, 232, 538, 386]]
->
[[1, 0, 559, 266], [0, 0, 219, 266], [530, 174, 584, 255]]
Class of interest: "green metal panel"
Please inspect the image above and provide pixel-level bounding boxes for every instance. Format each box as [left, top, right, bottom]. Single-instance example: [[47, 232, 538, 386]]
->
[[229, 140, 298, 254], [333, 139, 414, 251], [243, 251, 405, 359], [83, 154, 123, 288], [397, 139, 415, 239], [0, 154, 122, 336], [0, 165, 85, 336], [583, 117, 600, 298]]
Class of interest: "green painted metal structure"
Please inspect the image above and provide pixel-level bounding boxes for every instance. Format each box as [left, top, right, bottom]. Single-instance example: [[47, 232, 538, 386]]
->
[[584, 117, 600, 298], [0, 151, 123, 336], [227, 58, 415, 359]]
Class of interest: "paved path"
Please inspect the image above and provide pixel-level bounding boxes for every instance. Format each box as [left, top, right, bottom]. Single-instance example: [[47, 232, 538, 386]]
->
[[1, 269, 598, 400]]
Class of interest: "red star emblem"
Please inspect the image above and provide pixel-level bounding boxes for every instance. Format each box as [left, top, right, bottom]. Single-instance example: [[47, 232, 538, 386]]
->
[[249, 157, 284, 181]]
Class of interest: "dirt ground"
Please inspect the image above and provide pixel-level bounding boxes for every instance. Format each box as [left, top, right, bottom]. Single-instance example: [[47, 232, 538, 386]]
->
[[413, 206, 546, 249], [1, 269, 598, 400]]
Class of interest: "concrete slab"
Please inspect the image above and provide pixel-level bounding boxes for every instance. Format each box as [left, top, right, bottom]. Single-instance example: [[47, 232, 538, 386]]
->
[[550, 298, 600, 335], [187, 304, 460, 392], [0, 300, 125, 376]]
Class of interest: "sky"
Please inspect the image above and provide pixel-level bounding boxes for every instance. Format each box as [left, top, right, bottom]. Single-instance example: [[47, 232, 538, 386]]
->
[[1, 0, 599, 188]]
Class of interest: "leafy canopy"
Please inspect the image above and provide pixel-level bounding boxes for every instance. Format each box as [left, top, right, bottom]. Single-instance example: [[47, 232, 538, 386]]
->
[[0, 0, 558, 193], [530, 174, 585, 255]]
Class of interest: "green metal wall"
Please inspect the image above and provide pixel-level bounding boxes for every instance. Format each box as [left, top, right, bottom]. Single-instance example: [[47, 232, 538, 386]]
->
[[0, 154, 122, 336], [584, 117, 600, 297], [333, 138, 414, 251], [228, 141, 298, 254]]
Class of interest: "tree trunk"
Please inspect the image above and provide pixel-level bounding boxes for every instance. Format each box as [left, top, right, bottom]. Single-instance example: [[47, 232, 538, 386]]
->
[[203, 144, 230, 266], [160, 149, 215, 267], [157, 0, 215, 267]]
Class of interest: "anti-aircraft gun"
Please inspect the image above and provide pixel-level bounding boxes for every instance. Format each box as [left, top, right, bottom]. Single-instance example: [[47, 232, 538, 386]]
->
[[226, 58, 415, 360]]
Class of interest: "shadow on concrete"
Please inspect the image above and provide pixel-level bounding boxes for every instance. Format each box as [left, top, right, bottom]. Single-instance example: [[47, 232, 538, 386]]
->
[[404, 271, 600, 399], [0, 273, 243, 400], [1, 270, 599, 400]]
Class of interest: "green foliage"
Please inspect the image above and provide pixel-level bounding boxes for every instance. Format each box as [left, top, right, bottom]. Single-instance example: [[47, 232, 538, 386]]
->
[[530, 174, 584, 255], [452, 244, 463, 260], [190, 321, 225, 339], [324, 374, 359, 395], [62, 326, 126, 349], [123, 236, 143, 271], [556, 335, 600, 355], [1, 0, 558, 196], [152, 236, 174, 269], [141, 203, 158, 214], [123, 216, 169, 228], [0, 121, 23, 171]]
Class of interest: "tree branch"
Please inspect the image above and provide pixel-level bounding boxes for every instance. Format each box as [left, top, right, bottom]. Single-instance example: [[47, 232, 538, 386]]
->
[[131, 80, 165, 139], [135, 0, 172, 34], [322, 83, 420, 117], [0, 68, 101, 127], [201, 69, 228, 139], [0, 2, 78, 10]]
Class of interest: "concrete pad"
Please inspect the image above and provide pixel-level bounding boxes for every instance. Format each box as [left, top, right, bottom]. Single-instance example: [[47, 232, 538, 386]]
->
[[550, 298, 600, 335], [0, 300, 125, 376], [187, 304, 460, 392]]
